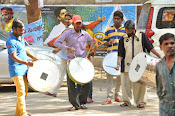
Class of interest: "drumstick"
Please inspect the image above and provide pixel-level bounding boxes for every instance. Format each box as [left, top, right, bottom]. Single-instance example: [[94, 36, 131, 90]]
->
[[110, 43, 113, 53], [86, 45, 92, 59], [73, 54, 83, 70]]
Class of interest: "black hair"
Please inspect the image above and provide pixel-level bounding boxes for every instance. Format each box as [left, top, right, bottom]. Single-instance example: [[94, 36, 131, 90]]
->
[[54, 7, 66, 17], [124, 20, 135, 29], [12, 18, 24, 29], [113, 10, 123, 19], [159, 33, 175, 45], [65, 13, 73, 19], [1, 7, 13, 12]]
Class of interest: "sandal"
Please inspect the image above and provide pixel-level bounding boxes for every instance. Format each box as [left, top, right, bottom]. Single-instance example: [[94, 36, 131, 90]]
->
[[68, 107, 79, 111], [120, 102, 128, 107], [137, 103, 145, 108]]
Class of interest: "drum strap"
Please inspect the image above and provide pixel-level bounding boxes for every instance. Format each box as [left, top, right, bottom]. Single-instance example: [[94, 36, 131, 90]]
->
[[135, 31, 143, 50]]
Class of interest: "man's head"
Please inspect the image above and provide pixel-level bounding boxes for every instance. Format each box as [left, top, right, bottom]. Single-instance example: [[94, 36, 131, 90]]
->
[[113, 10, 123, 28], [124, 20, 135, 37], [1, 7, 13, 23], [159, 33, 175, 56], [72, 15, 82, 31], [12, 19, 25, 37], [64, 13, 73, 27], [54, 7, 66, 23]]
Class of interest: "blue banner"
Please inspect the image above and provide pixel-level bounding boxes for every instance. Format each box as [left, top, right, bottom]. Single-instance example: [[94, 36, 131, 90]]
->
[[23, 19, 43, 45]]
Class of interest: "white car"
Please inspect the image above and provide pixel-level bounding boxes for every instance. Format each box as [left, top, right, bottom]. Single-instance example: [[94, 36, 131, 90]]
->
[[0, 28, 61, 85], [137, 0, 175, 56]]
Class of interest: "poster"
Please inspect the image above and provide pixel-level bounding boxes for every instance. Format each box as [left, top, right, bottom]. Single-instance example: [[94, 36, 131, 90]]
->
[[0, 5, 43, 45], [41, 5, 137, 56]]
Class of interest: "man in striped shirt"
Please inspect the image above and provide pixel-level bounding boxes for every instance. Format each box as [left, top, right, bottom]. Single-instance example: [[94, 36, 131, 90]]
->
[[156, 33, 175, 116], [102, 10, 126, 105]]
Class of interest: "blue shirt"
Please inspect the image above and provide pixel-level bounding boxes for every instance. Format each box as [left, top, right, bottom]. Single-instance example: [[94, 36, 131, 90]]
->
[[6, 30, 28, 77]]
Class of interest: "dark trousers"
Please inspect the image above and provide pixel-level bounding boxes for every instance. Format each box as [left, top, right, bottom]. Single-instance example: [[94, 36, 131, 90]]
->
[[67, 73, 90, 107], [77, 81, 93, 99]]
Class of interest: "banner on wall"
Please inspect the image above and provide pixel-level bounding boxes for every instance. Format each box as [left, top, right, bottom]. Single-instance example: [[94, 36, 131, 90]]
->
[[41, 5, 137, 56], [0, 5, 43, 45], [0, 5, 141, 56], [23, 19, 43, 45]]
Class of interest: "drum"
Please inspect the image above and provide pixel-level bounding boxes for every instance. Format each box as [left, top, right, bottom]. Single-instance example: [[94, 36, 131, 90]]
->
[[27, 60, 60, 92], [67, 57, 95, 85], [102, 52, 121, 75], [129, 52, 160, 89]]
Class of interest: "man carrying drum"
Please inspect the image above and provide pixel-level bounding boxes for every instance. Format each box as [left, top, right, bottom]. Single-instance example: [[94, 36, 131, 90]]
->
[[116, 20, 161, 108], [54, 15, 96, 111], [156, 33, 175, 115], [6, 19, 38, 116], [102, 10, 126, 105]]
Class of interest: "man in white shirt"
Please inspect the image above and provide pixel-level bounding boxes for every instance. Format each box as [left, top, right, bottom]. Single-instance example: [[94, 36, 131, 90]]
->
[[44, 7, 73, 46], [45, 12, 73, 97]]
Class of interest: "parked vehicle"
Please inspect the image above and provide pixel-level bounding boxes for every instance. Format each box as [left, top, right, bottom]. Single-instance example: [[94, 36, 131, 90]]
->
[[137, 0, 175, 56], [0, 28, 61, 85]]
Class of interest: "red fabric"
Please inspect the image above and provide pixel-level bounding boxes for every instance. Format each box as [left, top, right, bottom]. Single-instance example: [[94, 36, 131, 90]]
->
[[47, 35, 60, 47], [1, 10, 13, 14], [84, 20, 100, 30]]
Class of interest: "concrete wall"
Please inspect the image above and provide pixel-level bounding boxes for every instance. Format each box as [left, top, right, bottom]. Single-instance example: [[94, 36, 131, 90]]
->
[[0, 0, 148, 5]]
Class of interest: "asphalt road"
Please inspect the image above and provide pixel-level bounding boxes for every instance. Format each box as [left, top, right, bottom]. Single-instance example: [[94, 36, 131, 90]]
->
[[0, 77, 159, 116]]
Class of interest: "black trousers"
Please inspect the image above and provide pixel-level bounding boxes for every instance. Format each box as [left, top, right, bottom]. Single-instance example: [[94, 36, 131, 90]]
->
[[67, 73, 90, 107]]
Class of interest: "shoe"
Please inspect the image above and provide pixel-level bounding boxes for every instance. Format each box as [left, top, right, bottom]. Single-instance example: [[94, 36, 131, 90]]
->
[[137, 103, 145, 108], [22, 113, 31, 116], [80, 105, 87, 109], [45, 92, 56, 97], [115, 97, 122, 102], [101, 99, 112, 105], [68, 106, 79, 111], [120, 102, 129, 107], [87, 98, 94, 103]]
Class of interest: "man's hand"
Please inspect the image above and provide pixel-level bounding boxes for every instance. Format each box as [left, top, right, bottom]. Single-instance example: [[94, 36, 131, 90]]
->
[[52, 48, 61, 54], [98, 15, 106, 22], [67, 47, 75, 54], [115, 65, 120, 70], [92, 39, 96, 46], [27, 61, 34, 67], [109, 39, 114, 45]]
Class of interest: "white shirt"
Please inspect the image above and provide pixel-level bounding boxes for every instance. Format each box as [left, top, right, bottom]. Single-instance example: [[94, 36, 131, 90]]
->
[[44, 22, 73, 59]]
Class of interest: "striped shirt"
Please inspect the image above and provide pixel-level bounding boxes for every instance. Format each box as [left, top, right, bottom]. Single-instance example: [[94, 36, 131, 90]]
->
[[156, 57, 175, 116], [103, 26, 125, 53]]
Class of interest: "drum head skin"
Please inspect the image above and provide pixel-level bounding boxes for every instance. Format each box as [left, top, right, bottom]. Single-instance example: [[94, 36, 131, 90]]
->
[[27, 60, 60, 92], [129, 53, 147, 82], [102, 52, 121, 75], [68, 57, 95, 85]]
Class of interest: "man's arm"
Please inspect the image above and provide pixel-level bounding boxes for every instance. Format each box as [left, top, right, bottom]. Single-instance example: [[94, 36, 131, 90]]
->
[[156, 64, 163, 100], [151, 48, 162, 59], [142, 32, 162, 58], [26, 48, 38, 61], [10, 52, 33, 66]]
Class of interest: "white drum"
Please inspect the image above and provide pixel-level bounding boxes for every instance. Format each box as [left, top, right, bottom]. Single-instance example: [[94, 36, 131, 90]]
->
[[129, 52, 160, 89], [102, 52, 121, 75], [27, 60, 60, 92], [67, 57, 95, 85]]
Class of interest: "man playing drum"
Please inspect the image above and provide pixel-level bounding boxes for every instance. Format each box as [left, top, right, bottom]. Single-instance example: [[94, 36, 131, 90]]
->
[[156, 33, 175, 115], [116, 20, 161, 108], [54, 15, 96, 111], [102, 10, 126, 105], [6, 19, 38, 116]]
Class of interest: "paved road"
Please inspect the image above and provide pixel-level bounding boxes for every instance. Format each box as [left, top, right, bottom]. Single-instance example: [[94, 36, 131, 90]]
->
[[0, 78, 159, 116]]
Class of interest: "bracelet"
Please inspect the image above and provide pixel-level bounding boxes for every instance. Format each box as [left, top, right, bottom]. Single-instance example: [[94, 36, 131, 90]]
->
[[25, 62, 28, 66]]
